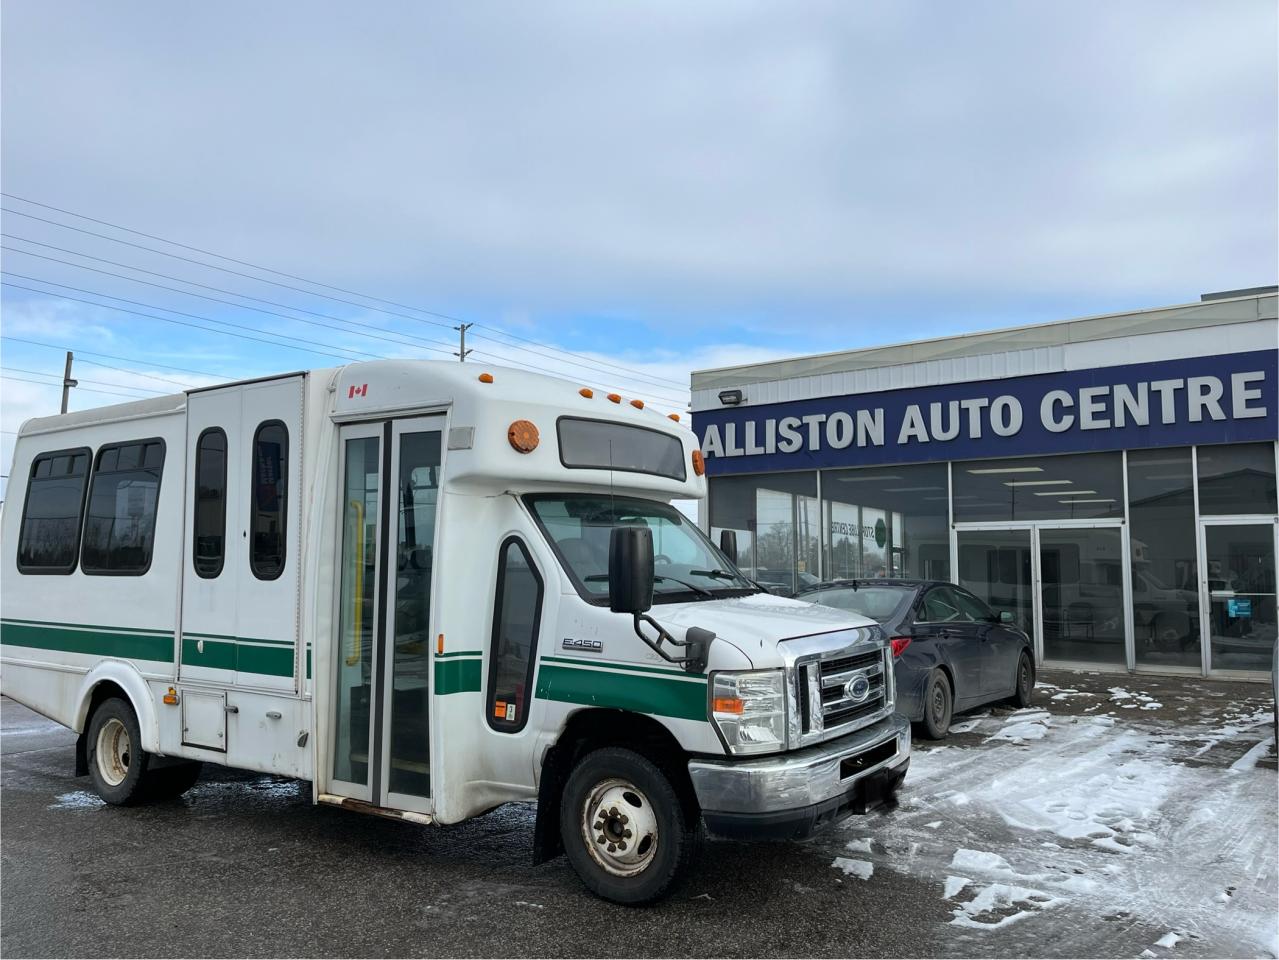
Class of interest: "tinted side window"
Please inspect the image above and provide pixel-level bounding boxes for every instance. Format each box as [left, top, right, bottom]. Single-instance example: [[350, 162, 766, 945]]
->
[[922, 586, 971, 623], [193, 428, 228, 578], [952, 587, 995, 622], [250, 420, 288, 580], [82, 440, 165, 575], [17, 448, 91, 573], [487, 538, 543, 732]]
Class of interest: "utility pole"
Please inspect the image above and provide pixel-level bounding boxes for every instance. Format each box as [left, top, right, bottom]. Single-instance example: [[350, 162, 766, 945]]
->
[[60, 351, 78, 414], [454, 322, 473, 362]]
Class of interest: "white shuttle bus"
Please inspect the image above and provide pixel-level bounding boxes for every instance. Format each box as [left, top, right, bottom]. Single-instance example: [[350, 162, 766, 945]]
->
[[0, 361, 909, 903]]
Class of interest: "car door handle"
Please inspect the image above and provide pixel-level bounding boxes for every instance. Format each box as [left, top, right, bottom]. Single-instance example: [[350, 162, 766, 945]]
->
[[937, 628, 952, 639]]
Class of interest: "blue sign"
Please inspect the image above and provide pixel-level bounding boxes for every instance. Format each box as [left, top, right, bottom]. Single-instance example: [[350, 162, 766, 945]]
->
[[1228, 597, 1253, 618], [693, 350, 1277, 476]]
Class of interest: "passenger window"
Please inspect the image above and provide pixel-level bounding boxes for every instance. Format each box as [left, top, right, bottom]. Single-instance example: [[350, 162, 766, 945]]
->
[[193, 428, 228, 578], [17, 447, 91, 573], [922, 586, 968, 623], [487, 538, 543, 732], [81, 440, 165, 575], [953, 588, 994, 622], [250, 420, 288, 580]]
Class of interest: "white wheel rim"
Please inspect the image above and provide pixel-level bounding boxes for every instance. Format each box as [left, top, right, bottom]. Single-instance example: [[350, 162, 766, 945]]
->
[[580, 778, 659, 877], [96, 717, 131, 787]]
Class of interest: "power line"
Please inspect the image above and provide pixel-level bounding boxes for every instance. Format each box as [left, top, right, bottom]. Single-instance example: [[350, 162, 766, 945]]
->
[[1, 372, 159, 401], [1, 335, 232, 383], [1, 366, 164, 396], [1, 193, 691, 391]]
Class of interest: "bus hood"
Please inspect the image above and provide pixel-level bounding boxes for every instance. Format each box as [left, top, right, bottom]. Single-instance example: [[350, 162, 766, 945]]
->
[[655, 592, 880, 669]]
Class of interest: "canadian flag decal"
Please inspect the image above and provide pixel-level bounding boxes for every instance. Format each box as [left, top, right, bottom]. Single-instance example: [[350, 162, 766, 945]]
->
[[348, 383, 368, 399]]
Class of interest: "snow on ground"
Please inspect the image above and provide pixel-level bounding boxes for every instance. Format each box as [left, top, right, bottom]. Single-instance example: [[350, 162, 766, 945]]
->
[[816, 677, 1278, 958]]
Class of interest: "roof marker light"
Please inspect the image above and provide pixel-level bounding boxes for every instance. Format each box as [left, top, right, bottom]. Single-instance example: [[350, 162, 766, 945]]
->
[[478, 372, 494, 384], [630, 399, 644, 409], [668, 413, 680, 422], [579, 388, 594, 398], [607, 393, 621, 403], [691, 449, 705, 477], [507, 419, 540, 453]]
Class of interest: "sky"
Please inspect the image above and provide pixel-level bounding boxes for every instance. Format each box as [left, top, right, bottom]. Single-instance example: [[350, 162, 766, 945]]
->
[[1, 0, 1276, 500]]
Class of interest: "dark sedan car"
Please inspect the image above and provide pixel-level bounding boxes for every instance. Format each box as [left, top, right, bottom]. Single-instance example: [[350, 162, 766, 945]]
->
[[794, 578, 1036, 739]]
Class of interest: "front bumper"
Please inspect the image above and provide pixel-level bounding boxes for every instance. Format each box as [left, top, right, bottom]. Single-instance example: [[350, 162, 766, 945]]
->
[[688, 714, 911, 841]]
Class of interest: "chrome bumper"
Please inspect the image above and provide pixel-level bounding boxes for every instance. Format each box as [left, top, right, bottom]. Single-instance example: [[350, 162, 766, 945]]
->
[[688, 714, 910, 823]]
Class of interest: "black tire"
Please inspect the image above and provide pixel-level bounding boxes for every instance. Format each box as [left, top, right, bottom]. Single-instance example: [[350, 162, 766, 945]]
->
[[146, 762, 204, 801], [1011, 649, 1035, 707], [920, 670, 952, 740], [86, 697, 152, 805], [559, 747, 698, 906]]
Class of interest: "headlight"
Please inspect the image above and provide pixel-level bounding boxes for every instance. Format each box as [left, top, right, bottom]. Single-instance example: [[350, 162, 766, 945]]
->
[[710, 669, 786, 755]]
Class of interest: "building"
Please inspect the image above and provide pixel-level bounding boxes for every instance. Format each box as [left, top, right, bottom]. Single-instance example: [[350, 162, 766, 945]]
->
[[691, 289, 1278, 679]]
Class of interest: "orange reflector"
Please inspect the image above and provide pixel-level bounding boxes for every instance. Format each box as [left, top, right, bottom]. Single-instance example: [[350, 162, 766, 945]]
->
[[691, 448, 705, 477], [508, 419, 540, 453], [712, 697, 744, 715], [162, 687, 179, 705], [437, 633, 445, 655], [630, 399, 644, 409], [607, 393, 621, 403], [668, 413, 680, 422], [494, 700, 507, 719], [579, 387, 594, 398], [478, 372, 494, 383]]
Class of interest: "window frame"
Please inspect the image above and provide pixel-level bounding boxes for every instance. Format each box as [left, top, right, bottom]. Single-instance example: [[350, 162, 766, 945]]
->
[[15, 445, 93, 575], [80, 437, 167, 577], [192, 427, 229, 580], [485, 535, 544, 734], [249, 419, 289, 582], [555, 416, 688, 482]]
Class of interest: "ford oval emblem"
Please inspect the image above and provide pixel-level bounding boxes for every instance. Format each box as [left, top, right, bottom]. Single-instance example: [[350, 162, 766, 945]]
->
[[845, 674, 872, 703]]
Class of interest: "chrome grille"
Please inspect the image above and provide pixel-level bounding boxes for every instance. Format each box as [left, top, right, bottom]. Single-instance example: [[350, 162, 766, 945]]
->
[[783, 628, 893, 748]]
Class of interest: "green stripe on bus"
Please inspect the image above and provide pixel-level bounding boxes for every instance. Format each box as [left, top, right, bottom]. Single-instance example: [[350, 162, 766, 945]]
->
[[539, 655, 701, 679], [0, 620, 173, 663], [435, 656, 482, 694], [184, 631, 293, 647], [534, 663, 707, 721], [435, 650, 483, 660], [180, 637, 294, 677]]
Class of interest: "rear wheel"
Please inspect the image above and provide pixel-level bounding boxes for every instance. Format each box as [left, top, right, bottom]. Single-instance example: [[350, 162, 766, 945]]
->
[[87, 698, 152, 805], [920, 670, 952, 740], [1011, 650, 1035, 707], [560, 747, 697, 905], [147, 762, 204, 801]]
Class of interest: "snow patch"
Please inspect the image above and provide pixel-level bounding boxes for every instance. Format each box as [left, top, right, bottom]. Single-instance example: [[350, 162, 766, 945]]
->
[[831, 857, 874, 880], [949, 883, 1064, 929], [844, 837, 874, 854], [943, 875, 971, 899], [48, 791, 105, 810], [1154, 931, 1183, 948], [1229, 739, 1274, 773]]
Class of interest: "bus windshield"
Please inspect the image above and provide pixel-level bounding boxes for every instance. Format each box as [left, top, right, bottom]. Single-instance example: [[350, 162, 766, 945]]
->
[[526, 493, 758, 604]]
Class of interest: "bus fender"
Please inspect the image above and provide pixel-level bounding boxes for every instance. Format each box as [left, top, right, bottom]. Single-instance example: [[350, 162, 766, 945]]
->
[[73, 661, 162, 754]]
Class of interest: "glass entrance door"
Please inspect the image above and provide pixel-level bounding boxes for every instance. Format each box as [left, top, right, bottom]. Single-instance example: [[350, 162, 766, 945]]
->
[[956, 529, 1036, 650], [1039, 526, 1127, 666], [330, 417, 443, 811], [1201, 520, 1278, 675]]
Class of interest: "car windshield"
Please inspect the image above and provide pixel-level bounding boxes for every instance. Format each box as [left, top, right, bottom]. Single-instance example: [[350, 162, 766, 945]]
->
[[799, 584, 913, 623], [526, 493, 758, 603]]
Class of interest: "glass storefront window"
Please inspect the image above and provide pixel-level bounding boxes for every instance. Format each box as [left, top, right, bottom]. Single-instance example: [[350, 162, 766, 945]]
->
[[1196, 443, 1278, 516], [820, 464, 950, 581], [708, 472, 819, 596], [953, 452, 1123, 522], [1127, 448, 1200, 668]]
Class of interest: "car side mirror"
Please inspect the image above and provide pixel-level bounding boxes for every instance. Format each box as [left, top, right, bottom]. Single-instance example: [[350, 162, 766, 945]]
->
[[999, 610, 1015, 624], [718, 529, 738, 565], [609, 526, 654, 615]]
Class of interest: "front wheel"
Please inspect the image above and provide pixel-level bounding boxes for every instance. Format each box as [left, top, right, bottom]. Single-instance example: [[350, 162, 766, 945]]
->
[[560, 747, 698, 905], [1011, 649, 1035, 707], [86, 697, 153, 805]]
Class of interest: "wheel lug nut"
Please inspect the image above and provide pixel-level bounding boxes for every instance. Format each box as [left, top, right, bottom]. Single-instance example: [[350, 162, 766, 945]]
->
[[623, 829, 632, 838], [620, 814, 629, 824]]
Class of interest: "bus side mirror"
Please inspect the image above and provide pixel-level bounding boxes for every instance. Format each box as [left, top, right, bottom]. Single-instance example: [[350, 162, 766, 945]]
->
[[609, 526, 654, 615], [718, 529, 738, 565]]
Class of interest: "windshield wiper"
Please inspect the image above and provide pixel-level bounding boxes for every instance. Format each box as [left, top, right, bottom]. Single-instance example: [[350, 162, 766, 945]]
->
[[585, 573, 713, 598], [691, 569, 766, 594]]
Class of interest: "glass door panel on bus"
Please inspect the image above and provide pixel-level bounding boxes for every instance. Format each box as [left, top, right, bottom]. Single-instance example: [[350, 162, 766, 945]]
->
[[1039, 528, 1126, 665], [330, 417, 443, 812], [332, 429, 382, 798], [957, 529, 1035, 647], [1203, 522, 1277, 674]]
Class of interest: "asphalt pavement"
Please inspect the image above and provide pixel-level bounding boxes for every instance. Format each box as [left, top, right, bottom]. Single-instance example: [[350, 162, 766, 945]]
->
[[1, 671, 1274, 959]]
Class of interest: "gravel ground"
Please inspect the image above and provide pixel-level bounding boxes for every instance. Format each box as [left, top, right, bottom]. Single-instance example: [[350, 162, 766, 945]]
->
[[1, 670, 1274, 959]]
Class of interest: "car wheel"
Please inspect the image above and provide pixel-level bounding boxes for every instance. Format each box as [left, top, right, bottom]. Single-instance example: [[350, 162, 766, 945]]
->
[[1011, 649, 1035, 707], [86, 697, 153, 805], [559, 747, 698, 905], [920, 670, 952, 740]]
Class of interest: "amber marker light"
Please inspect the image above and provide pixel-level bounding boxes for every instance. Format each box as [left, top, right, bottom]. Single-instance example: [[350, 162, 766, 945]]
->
[[162, 687, 179, 705], [607, 393, 622, 403], [478, 372, 494, 383], [712, 696, 744, 714], [579, 388, 594, 398], [437, 634, 445, 655], [691, 449, 705, 476], [630, 399, 644, 409], [508, 419, 540, 453], [668, 413, 680, 422]]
